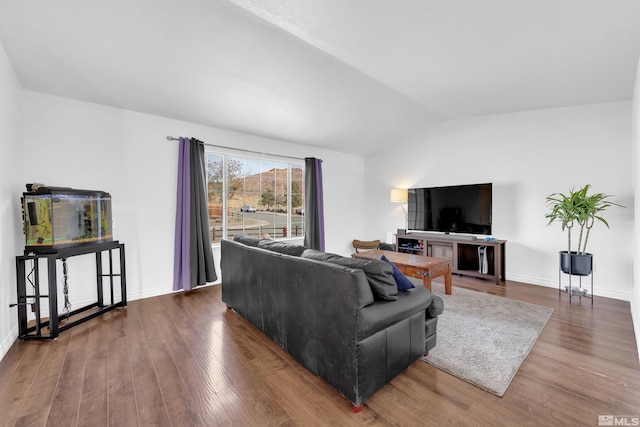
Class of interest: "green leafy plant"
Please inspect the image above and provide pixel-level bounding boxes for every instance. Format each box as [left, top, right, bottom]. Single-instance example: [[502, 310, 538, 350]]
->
[[545, 184, 624, 255]]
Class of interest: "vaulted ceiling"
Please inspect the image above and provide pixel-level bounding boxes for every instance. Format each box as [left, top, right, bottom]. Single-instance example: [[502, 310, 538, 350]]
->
[[1, 0, 639, 155]]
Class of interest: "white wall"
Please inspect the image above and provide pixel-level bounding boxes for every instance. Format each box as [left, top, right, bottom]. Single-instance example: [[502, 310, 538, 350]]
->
[[21, 91, 365, 295], [365, 101, 633, 300], [0, 91, 365, 360], [0, 43, 24, 358], [632, 56, 640, 359]]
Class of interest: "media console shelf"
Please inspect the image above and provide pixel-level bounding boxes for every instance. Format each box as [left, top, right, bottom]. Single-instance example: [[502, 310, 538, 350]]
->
[[396, 234, 506, 284]]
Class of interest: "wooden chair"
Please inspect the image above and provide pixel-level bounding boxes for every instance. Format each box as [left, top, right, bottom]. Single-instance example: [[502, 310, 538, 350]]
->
[[352, 239, 381, 253]]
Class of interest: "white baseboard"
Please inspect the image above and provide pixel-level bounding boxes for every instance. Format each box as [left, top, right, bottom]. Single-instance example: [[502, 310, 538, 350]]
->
[[632, 298, 640, 364], [0, 325, 18, 362], [126, 281, 221, 303], [506, 273, 632, 302]]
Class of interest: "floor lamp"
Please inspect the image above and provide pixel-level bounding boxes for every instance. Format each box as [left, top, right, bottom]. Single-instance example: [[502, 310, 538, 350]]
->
[[390, 188, 408, 231]]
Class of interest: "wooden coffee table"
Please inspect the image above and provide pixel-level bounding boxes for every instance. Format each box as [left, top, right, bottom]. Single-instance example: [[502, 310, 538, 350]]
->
[[352, 250, 453, 295]]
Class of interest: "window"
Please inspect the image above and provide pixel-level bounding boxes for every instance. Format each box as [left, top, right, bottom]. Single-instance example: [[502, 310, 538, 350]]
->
[[206, 151, 305, 244]]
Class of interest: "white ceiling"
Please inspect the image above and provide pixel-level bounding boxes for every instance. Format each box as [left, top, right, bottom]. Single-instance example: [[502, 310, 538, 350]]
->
[[1, 0, 639, 155]]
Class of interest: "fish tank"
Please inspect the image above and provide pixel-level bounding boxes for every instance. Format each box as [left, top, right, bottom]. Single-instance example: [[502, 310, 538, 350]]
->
[[22, 185, 113, 254]]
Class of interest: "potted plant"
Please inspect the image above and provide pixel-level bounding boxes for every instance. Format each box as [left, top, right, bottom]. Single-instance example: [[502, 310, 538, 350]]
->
[[545, 184, 623, 276]]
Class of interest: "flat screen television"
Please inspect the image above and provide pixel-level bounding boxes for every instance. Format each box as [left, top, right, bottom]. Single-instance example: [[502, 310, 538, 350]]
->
[[407, 183, 492, 235]]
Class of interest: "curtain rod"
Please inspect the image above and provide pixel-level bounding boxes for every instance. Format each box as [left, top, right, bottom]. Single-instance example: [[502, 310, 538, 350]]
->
[[166, 136, 305, 161]]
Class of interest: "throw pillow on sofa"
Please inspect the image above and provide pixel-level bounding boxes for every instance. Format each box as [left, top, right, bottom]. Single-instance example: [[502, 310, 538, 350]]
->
[[299, 248, 338, 263], [233, 233, 264, 247], [257, 240, 307, 257], [301, 249, 398, 301], [380, 255, 415, 291]]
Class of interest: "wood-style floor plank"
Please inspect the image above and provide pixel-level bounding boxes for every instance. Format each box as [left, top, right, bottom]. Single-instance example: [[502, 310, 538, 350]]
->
[[106, 310, 138, 427], [44, 322, 91, 426], [12, 335, 71, 426], [76, 319, 109, 427], [121, 307, 172, 426], [0, 276, 638, 426]]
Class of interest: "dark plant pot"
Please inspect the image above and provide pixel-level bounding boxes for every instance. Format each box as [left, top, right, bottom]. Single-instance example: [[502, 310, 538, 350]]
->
[[559, 251, 593, 276]]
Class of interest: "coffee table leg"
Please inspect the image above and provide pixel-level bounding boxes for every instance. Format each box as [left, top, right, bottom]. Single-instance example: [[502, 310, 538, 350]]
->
[[422, 275, 432, 291], [444, 268, 452, 295]]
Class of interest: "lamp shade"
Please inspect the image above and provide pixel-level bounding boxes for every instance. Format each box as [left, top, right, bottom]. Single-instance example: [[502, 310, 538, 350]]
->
[[390, 188, 408, 203]]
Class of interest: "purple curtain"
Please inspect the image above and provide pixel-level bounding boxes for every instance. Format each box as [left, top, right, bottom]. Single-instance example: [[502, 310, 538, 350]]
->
[[304, 157, 325, 251], [173, 137, 217, 291]]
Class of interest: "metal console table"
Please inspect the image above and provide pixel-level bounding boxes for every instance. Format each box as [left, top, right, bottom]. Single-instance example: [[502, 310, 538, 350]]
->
[[15, 240, 127, 340]]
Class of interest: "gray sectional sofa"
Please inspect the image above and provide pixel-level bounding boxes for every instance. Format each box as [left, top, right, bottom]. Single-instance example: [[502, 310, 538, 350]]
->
[[220, 235, 443, 411]]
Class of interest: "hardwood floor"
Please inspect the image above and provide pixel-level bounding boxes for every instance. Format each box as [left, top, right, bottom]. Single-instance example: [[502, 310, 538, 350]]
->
[[1, 277, 639, 426]]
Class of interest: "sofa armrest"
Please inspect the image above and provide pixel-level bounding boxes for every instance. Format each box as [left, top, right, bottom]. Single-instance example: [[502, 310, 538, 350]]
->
[[428, 295, 444, 317]]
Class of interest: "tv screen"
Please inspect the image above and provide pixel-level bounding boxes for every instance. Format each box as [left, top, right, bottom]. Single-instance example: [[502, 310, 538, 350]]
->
[[408, 183, 492, 235]]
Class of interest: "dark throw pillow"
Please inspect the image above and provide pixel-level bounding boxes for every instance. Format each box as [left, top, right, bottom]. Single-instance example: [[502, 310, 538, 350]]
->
[[233, 233, 263, 247], [257, 240, 307, 257], [380, 255, 415, 291], [301, 250, 398, 301], [300, 249, 343, 263], [336, 257, 398, 301]]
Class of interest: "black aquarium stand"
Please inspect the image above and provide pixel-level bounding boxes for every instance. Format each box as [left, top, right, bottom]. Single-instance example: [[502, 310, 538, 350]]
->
[[15, 241, 127, 340]]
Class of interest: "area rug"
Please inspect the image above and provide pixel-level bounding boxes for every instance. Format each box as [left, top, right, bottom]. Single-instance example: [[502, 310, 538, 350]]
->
[[420, 283, 553, 397]]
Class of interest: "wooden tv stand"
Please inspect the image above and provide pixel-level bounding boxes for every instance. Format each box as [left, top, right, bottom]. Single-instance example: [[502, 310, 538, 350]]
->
[[396, 233, 506, 284]]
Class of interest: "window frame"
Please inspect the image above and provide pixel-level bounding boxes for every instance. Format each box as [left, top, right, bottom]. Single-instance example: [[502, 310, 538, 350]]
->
[[205, 149, 305, 245]]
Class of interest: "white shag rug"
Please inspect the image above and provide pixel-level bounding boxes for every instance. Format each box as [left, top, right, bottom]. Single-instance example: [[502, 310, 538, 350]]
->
[[421, 283, 553, 397]]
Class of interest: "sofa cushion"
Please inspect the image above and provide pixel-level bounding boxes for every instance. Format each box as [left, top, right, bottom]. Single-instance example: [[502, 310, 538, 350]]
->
[[233, 233, 263, 247], [380, 255, 415, 291], [258, 240, 307, 256], [301, 249, 398, 301], [358, 287, 432, 340]]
